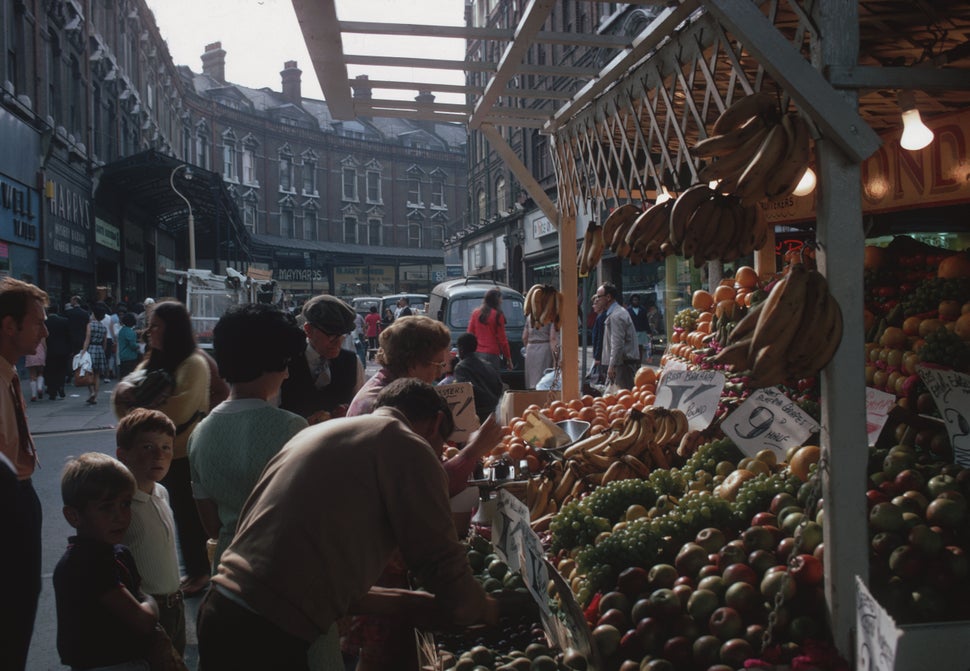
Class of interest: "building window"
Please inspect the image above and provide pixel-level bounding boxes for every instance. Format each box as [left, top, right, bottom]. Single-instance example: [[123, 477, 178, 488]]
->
[[279, 157, 292, 191], [197, 135, 209, 170], [383, 220, 395, 246], [366, 170, 381, 203], [477, 188, 486, 221], [343, 216, 358, 243], [243, 203, 257, 235], [303, 212, 316, 241], [496, 176, 508, 214], [408, 178, 422, 206], [223, 143, 236, 180], [342, 168, 358, 201], [281, 209, 295, 238], [408, 223, 422, 247], [69, 56, 82, 137], [368, 218, 382, 246], [47, 31, 61, 121], [430, 178, 445, 208], [303, 161, 316, 194], [243, 148, 256, 184], [430, 225, 444, 249]]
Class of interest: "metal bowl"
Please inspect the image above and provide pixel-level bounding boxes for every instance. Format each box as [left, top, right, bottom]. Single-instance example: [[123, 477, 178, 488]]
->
[[554, 419, 591, 445]]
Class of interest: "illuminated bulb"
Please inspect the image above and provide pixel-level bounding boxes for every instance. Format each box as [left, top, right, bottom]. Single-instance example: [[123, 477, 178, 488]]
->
[[792, 167, 816, 196], [708, 180, 720, 191], [655, 186, 673, 204], [899, 108, 934, 151]]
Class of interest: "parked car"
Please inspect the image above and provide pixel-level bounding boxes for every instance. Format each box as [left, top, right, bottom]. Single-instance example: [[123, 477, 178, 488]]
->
[[351, 296, 382, 315], [381, 292, 429, 317], [428, 278, 527, 388]]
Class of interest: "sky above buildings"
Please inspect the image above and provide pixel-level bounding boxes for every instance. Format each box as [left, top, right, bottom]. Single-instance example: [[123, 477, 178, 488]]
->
[[147, 0, 467, 103]]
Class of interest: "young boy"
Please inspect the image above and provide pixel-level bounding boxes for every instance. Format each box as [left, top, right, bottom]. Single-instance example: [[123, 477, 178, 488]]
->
[[54, 452, 159, 669], [116, 408, 186, 654]]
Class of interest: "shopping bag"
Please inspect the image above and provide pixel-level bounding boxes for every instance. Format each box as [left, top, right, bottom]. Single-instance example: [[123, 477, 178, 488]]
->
[[536, 367, 561, 391]]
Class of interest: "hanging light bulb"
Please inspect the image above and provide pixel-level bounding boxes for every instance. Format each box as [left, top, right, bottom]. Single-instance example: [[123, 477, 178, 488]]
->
[[655, 185, 673, 204], [792, 167, 817, 196], [897, 90, 934, 151]]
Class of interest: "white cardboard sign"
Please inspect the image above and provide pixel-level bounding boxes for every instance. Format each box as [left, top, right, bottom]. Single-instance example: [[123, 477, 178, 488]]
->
[[656, 369, 725, 430], [436, 383, 481, 443], [494, 490, 552, 622], [722, 387, 820, 460], [662, 358, 689, 373], [856, 576, 900, 671], [916, 365, 970, 468], [866, 387, 898, 447]]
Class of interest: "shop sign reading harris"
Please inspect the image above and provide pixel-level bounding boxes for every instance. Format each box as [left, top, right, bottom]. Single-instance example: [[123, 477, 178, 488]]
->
[[762, 108, 970, 223], [45, 175, 94, 272]]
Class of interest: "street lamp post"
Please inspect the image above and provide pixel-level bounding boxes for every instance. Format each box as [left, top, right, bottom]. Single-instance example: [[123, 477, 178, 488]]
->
[[170, 164, 196, 268]]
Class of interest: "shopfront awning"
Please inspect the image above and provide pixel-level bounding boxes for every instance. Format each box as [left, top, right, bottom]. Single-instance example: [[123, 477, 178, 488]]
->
[[95, 149, 252, 268]]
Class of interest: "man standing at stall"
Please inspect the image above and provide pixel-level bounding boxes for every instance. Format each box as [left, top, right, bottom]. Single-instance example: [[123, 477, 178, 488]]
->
[[197, 378, 499, 670], [0, 278, 48, 671], [597, 282, 640, 390], [280, 294, 364, 423]]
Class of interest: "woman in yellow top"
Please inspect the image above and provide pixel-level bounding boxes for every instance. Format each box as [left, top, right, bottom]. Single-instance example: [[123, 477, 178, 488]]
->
[[112, 301, 212, 596]]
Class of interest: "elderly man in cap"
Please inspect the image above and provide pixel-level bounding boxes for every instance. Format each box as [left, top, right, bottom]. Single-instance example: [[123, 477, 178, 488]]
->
[[280, 295, 365, 423]]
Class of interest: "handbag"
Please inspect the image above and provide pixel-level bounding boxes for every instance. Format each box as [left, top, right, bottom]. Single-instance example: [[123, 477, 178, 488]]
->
[[121, 368, 175, 409], [73, 369, 94, 387], [146, 624, 189, 671]]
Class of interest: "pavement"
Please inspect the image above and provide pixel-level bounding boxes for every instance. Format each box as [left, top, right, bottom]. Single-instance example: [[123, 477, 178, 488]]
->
[[24, 380, 122, 435]]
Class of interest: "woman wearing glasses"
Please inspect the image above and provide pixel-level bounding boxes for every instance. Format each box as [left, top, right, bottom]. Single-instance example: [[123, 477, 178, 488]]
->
[[188, 303, 308, 572]]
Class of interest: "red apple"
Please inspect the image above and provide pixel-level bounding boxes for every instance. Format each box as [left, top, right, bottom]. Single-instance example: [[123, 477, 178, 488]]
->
[[789, 554, 823, 585]]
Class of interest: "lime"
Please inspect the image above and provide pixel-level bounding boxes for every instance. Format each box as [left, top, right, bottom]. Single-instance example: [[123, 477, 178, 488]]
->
[[487, 559, 509, 580], [467, 549, 485, 573]]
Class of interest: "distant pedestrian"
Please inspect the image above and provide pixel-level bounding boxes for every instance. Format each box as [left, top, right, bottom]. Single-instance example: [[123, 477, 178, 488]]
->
[[626, 294, 651, 363], [117, 312, 141, 378], [81, 303, 109, 405], [364, 306, 382, 358], [454, 333, 503, 423], [44, 302, 71, 400], [598, 283, 640, 390], [24, 338, 46, 402], [64, 295, 90, 355], [467, 288, 511, 372], [522, 319, 559, 390]]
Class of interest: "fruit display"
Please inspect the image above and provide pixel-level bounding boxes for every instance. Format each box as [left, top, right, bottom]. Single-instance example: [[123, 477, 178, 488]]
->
[[526, 284, 568, 330], [666, 185, 768, 267], [691, 92, 812, 206], [711, 262, 843, 387]]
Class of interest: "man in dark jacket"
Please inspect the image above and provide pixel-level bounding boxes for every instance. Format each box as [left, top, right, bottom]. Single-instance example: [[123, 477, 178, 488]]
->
[[454, 333, 503, 423], [63, 296, 89, 355], [280, 295, 364, 423], [626, 294, 652, 363], [44, 303, 71, 400]]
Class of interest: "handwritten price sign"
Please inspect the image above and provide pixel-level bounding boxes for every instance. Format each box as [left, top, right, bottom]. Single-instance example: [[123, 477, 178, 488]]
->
[[866, 387, 898, 447], [655, 369, 725, 430], [917, 365, 970, 468], [494, 490, 551, 623], [722, 387, 820, 460]]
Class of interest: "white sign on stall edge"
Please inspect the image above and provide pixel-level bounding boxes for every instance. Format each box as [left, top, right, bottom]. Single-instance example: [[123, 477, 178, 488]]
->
[[856, 576, 900, 671], [436, 382, 481, 443], [655, 369, 725, 430], [866, 387, 898, 447], [916, 365, 970, 468], [493, 490, 552, 622], [721, 387, 820, 460]]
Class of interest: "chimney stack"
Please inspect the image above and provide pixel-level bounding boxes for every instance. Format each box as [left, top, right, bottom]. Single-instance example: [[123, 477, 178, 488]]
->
[[352, 74, 372, 100], [414, 91, 436, 131], [281, 60, 302, 105], [415, 90, 436, 105], [201, 42, 227, 83]]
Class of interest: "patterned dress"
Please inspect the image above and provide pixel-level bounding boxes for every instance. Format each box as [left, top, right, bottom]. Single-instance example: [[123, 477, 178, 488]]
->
[[87, 320, 108, 375]]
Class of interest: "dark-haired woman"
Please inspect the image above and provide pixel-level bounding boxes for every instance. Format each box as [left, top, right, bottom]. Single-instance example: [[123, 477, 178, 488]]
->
[[81, 303, 109, 404], [466, 288, 511, 372], [111, 300, 212, 596], [189, 304, 308, 571]]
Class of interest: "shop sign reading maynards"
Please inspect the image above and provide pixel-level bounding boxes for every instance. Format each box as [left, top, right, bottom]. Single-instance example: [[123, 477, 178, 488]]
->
[[45, 174, 94, 272]]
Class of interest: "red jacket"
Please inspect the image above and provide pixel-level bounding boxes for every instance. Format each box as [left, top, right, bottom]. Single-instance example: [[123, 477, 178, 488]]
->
[[467, 308, 511, 363]]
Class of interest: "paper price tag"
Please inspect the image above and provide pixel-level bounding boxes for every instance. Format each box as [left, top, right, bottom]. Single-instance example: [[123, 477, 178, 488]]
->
[[722, 387, 820, 460], [663, 358, 689, 372], [866, 387, 898, 447], [436, 383, 481, 443], [656, 369, 725, 430], [494, 490, 552, 622], [856, 576, 900, 671], [916, 365, 970, 468]]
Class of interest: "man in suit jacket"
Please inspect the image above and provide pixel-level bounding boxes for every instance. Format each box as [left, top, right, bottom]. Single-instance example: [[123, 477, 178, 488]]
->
[[64, 296, 90, 355], [44, 303, 71, 400]]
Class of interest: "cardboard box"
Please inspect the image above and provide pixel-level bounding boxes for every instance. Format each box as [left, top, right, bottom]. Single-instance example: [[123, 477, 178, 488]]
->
[[499, 389, 561, 425]]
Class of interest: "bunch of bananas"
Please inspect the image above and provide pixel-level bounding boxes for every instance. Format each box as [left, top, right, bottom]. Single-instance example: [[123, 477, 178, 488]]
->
[[711, 263, 844, 387], [668, 184, 769, 268], [691, 92, 813, 206], [577, 220, 605, 277], [525, 407, 689, 530], [523, 284, 565, 329]]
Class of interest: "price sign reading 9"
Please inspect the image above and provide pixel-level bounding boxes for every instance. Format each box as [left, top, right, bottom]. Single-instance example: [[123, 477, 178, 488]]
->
[[723, 388, 819, 460]]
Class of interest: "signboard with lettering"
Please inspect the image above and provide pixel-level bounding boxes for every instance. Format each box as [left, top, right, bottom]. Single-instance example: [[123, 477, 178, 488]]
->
[[435, 382, 481, 443], [917, 365, 970, 468], [44, 169, 94, 273], [866, 387, 898, 447], [763, 108, 970, 224], [0, 175, 40, 249], [95, 218, 120, 251], [856, 577, 900, 671], [656, 369, 725, 430], [493, 490, 551, 622], [531, 215, 556, 239], [722, 387, 820, 460]]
